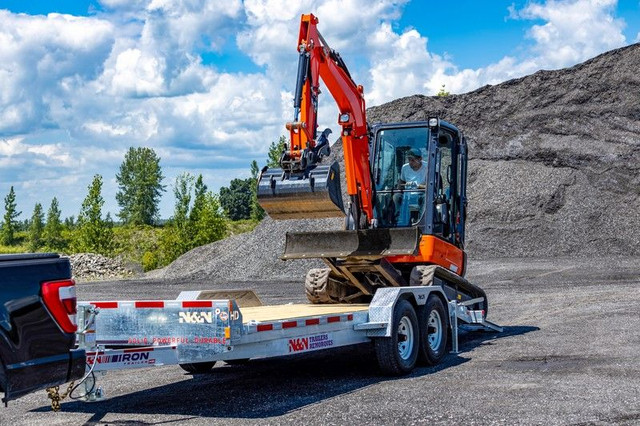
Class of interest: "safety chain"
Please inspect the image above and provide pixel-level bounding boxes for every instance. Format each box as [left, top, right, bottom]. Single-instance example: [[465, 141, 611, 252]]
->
[[45, 381, 75, 412]]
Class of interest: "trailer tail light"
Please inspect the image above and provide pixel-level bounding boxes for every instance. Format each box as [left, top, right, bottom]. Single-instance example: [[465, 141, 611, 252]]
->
[[42, 279, 78, 333]]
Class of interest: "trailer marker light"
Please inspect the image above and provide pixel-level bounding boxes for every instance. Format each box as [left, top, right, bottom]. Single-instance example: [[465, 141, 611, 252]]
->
[[225, 327, 231, 339], [182, 301, 213, 308], [282, 321, 298, 329], [135, 301, 165, 308]]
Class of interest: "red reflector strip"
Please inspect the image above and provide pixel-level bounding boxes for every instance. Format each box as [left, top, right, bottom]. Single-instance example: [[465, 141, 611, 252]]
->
[[347, 314, 353, 321], [123, 347, 154, 353], [327, 316, 340, 323], [135, 301, 165, 308], [182, 301, 213, 308], [282, 321, 297, 329], [257, 324, 273, 332], [305, 318, 320, 326], [91, 301, 118, 309]]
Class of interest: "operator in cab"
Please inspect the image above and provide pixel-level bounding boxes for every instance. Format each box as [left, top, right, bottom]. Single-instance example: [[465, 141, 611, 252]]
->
[[398, 148, 427, 188], [392, 148, 427, 226]]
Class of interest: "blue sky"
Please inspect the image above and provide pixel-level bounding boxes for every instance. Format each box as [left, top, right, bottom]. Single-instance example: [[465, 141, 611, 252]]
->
[[0, 0, 638, 221]]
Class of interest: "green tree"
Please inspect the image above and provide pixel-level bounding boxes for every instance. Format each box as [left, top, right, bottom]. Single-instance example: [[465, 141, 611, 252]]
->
[[44, 198, 66, 251], [437, 84, 450, 97], [173, 173, 194, 231], [267, 135, 287, 168], [158, 173, 194, 264], [1, 186, 21, 245], [158, 174, 227, 267], [191, 192, 226, 248], [116, 147, 165, 225], [219, 178, 253, 220], [249, 160, 264, 220], [28, 203, 44, 251], [64, 216, 75, 229], [74, 175, 113, 254], [189, 174, 207, 225]]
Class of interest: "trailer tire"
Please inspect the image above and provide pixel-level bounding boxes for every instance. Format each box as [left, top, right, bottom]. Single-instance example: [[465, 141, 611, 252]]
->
[[418, 294, 448, 366], [374, 299, 419, 375], [179, 361, 216, 374]]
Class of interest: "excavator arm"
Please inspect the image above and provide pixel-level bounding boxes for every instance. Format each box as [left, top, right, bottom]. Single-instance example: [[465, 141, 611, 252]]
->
[[258, 14, 374, 227]]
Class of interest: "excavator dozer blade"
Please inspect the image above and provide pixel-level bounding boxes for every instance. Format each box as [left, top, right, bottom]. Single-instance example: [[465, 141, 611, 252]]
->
[[282, 227, 420, 260], [257, 161, 344, 220]]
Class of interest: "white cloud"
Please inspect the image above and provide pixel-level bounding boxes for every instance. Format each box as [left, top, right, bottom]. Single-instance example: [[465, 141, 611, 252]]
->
[[0, 136, 74, 166], [366, 23, 452, 105], [0, 11, 114, 133], [110, 48, 166, 96], [636, 32, 640, 42], [516, 0, 626, 69]]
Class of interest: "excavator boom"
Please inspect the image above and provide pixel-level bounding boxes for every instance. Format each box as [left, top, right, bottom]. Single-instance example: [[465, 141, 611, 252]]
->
[[257, 13, 373, 226]]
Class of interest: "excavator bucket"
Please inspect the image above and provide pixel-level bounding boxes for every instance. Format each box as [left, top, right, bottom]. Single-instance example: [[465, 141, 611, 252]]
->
[[257, 162, 344, 220], [282, 227, 420, 260]]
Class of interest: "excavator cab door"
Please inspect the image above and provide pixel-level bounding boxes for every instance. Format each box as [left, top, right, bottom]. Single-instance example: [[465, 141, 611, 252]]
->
[[372, 125, 429, 228], [428, 125, 467, 248]]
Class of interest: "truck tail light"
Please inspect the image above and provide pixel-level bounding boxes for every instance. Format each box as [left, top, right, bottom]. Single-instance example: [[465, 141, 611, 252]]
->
[[42, 279, 78, 333]]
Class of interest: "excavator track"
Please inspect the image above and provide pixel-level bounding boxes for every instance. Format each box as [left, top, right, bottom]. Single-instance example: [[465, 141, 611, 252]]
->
[[305, 263, 487, 314], [305, 268, 366, 304], [409, 264, 488, 313]]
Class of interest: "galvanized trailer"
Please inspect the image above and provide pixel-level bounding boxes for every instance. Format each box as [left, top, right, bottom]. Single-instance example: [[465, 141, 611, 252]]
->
[[75, 287, 501, 401]]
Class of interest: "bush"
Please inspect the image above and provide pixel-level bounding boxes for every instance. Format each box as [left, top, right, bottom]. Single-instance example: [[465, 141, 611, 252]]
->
[[141, 251, 159, 272]]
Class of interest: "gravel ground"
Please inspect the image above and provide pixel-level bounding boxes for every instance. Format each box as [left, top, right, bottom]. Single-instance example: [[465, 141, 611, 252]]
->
[[2, 256, 638, 425]]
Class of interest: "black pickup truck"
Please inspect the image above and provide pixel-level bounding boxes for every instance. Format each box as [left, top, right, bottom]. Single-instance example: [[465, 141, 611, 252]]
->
[[0, 253, 85, 404]]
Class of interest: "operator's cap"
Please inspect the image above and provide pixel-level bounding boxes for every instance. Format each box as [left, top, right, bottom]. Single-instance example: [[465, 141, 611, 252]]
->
[[407, 148, 422, 158]]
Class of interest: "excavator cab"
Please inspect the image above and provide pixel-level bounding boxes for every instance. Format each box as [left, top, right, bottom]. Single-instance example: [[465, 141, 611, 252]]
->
[[371, 120, 467, 249]]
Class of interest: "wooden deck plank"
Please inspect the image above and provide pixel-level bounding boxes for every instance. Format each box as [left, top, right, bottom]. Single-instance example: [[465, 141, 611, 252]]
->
[[241, 304, 369, 323]]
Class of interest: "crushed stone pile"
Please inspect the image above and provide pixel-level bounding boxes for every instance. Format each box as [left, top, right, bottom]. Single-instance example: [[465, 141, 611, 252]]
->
[[366, 43, 640, 258], [70, 253, 136, 281], [156, 43, 640, 282]]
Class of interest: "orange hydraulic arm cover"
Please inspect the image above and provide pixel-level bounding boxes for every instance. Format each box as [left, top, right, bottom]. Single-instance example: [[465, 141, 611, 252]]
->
[[289, 13, 374, 224]]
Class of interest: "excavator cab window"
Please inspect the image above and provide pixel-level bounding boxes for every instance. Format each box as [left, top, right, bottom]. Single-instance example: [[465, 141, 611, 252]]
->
[[373, 126, 429, 228], [433, 133, 454, 238]]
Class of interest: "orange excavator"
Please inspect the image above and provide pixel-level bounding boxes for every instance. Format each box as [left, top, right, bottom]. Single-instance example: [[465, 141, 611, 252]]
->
[[258, 14, 487, 310]]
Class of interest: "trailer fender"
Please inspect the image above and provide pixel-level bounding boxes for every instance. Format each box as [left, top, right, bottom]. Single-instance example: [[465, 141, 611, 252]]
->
[[362, 287, 448, 338]]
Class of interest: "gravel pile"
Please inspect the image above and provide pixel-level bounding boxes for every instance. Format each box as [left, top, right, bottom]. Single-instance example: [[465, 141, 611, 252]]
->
[[155, 43, 640, 281], [366, 43, 640, 258], [70, 253, 136, 281]]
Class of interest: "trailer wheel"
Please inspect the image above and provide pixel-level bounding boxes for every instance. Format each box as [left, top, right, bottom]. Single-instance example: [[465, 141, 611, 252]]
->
[[179, 361, 216, 374], [374, 299, 419, 375], [418, 294, 448, 365]]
